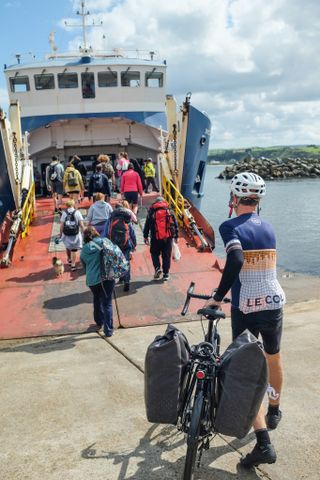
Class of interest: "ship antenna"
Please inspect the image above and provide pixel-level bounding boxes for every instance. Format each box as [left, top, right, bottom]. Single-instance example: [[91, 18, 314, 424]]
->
[[64, 1, 102, 54]]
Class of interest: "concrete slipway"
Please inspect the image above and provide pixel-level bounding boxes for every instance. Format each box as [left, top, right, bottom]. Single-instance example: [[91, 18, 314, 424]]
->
[[1, 298, 319, 480]]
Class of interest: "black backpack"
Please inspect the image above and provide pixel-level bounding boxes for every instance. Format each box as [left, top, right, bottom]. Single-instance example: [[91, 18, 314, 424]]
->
[[63, 211, 79, 236], [67, 170, 79, 188], [92, 173, 104, 192], [108, 209, 131, 250], [49, 164, 58, 182]]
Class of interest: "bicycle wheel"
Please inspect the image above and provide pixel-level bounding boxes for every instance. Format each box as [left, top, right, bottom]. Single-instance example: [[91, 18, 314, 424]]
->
[[183, 391, 204, 480]]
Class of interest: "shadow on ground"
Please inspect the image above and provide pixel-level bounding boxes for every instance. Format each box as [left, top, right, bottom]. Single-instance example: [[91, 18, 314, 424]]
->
[[81, 425, 260, 480], [0, 332, 101, 354]]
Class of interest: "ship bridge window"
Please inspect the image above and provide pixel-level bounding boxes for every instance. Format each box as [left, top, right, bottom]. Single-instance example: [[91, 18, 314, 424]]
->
[[145, 71, 163, 88], [58, 73, 78, 89], [9, 76, 30, 93], [98, 71, 118, 87], [81, 72, 95, 98], [34, 74, 55, 90], [121, 71, 140, 87]]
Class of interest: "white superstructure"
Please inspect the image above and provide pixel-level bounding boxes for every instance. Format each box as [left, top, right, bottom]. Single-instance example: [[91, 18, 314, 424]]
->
[[3, 2, 167, 181]]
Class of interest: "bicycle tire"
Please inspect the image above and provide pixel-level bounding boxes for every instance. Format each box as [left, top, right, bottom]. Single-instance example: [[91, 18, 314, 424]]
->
[[183, 391, 204, 480]]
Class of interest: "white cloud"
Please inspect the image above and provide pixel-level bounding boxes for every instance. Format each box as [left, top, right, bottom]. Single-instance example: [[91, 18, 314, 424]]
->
[[53, 0, 320, 147]]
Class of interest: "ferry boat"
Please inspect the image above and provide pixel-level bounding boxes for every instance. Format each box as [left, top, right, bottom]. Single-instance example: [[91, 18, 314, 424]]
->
[[0, 1, 214, 267], [3, 1, 211, 208]]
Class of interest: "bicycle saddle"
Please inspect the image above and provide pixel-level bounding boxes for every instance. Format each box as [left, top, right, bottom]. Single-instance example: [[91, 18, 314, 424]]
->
[[197, 308, 226, 319]]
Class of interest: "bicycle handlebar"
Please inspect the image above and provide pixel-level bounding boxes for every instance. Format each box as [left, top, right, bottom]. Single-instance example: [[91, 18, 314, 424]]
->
[[181, 281, 230, 316]]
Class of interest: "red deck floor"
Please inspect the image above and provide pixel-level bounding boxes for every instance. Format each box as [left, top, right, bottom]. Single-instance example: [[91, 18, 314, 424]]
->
[[0, 197, 225, 339]]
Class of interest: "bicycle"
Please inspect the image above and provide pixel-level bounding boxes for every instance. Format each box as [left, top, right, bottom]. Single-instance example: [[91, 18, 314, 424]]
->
[[177, 281, 230, 480]]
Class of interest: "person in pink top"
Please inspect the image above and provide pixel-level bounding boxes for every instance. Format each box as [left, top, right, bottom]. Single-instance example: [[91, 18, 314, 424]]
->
[[120, 163, 143, 215], [115, 152, 130, 192]]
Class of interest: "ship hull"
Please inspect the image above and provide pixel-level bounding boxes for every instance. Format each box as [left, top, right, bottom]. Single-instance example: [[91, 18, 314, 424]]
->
[[181, 105, 211, 210]]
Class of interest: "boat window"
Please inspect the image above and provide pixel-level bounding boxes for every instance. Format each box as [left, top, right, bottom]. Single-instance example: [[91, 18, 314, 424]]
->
[[58, 73, 78, 89], [145, 71, 164, 88], [9, 76, 30, 93], [81, 72, 95, 98], [34, 74, 55, 90], [98, 71, 118, 87], [121, 71, 140, 87]]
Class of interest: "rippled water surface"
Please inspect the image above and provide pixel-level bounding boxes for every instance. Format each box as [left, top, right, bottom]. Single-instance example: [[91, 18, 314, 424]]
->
[[201, 165, 320, 276]]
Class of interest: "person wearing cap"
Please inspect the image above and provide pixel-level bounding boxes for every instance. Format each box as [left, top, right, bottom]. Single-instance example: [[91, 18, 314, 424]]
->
[[205, 172, 285, 469], [144, 157, 159, 193]]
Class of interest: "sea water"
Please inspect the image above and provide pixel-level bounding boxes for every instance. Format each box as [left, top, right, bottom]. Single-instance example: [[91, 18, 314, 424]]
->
[[201, 165, 320, 276]]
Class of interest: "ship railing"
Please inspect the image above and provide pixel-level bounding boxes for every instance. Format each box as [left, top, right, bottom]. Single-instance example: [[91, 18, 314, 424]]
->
[[21, 182, 35, 239], [45, 49, 162, 62], [162, 175, 185, 226]]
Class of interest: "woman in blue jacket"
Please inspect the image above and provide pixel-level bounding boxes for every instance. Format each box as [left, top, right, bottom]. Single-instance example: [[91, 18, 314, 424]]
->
[[80, 226, 115, 337]]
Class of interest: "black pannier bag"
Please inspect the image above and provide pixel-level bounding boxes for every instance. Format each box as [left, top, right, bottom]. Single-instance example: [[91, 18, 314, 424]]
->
[[144, 324, 190, 424], [214, 329, 268, 439]]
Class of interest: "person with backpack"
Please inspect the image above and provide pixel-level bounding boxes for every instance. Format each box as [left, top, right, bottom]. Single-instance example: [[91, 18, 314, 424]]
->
[[63, 162, 84, 204], [120, 163, 143, 215], [143, 196, 179, 281], [104, 203, 136, 292], [86, 192, 113, 236], [45, 155, 64, 213], [59, 199, 84, 271], [97, 154, 115, 196], [70, 155, 87, 198], [80, 226, 116, 337], [88, 164, 111, 202]]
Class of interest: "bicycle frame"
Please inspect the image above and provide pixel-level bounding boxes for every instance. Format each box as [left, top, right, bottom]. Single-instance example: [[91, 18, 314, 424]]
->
[[178, 282, 230, 479]]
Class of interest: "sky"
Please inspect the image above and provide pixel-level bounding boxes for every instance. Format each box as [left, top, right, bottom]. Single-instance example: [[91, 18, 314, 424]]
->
[[0, 0, 319, 149]]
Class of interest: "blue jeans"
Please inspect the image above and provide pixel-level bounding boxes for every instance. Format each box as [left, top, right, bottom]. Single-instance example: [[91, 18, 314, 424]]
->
[[89, 280, 115, 336]]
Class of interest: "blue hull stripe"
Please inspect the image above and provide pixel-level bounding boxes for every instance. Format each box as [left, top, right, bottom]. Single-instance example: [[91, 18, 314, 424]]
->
[[21, 111, 167, 132]]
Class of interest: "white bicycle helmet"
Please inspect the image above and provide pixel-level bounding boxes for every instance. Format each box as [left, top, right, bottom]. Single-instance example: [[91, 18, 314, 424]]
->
[[230, 171, 266, 198]]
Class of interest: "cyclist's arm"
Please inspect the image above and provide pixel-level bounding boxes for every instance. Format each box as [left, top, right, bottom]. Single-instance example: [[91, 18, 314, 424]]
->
[[212, 221, 244, 302], [213, 248, 244, 301]]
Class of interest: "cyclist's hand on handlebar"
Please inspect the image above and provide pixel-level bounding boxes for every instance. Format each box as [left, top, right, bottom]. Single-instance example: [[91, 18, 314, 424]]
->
[[204, 298, 222, 309]]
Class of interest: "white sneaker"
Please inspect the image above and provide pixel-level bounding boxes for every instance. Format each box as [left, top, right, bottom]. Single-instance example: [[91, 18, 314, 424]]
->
[[163, 273, 170, 281]]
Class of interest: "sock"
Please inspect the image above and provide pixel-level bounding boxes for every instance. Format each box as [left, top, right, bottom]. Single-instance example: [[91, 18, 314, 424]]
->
[[268, 404, 280, 415], [255, 429, 270, 446]]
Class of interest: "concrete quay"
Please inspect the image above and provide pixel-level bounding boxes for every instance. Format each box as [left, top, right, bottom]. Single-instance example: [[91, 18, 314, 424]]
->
[[0, 299, 319, 480]]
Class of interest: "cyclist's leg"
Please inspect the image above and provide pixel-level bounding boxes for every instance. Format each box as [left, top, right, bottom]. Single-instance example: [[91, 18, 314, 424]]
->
[[258, 309, 284, 429], [231, 307, 259, 340]]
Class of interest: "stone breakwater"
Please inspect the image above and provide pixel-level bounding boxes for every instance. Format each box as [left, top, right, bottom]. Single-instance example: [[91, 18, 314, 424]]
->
[[218, 156, 320, 180]]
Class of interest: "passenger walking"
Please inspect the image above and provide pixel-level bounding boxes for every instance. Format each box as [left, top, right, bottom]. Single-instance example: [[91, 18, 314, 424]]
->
[[59, 199, 84, 271], [86, 192, 113, 236], [204, 171, 286, 468], [104, 203, 136, 292], [97, 154, 115, 197], [144, 157, 159, 193], [63, 162, 84, 204], [46, 155, 64, 213], [88, 164, 111, 201], [80, 226, 115, 337], [115, 152, 129, 192], [120, 163, 143, 215], [122, 199, 137, 223], [143, 196, 179, 281], [70, 155, 87, 199]]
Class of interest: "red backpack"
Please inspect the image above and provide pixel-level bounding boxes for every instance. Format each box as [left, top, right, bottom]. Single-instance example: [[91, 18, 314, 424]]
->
[[152, 201, 174, 240]]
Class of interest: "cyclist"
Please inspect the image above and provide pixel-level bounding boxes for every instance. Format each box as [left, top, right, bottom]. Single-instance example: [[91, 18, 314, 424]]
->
[[205, 171, 285, 468]]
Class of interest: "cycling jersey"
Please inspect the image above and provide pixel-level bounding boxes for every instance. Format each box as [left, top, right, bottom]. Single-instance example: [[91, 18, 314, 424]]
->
[[219, 213, 285, 314]]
